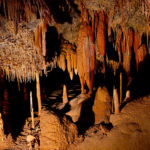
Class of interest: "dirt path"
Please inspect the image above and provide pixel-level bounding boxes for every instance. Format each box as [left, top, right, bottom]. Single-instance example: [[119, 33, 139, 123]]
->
[[69, 95, 150, 150]]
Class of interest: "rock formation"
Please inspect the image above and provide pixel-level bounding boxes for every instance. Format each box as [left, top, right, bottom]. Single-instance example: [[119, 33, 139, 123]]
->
[[93, 87, 112, 124], [66, 94, 89, 122], [0, 113, 5, 141], [76, 8, 95, 95], [40, 109, 78, 150]]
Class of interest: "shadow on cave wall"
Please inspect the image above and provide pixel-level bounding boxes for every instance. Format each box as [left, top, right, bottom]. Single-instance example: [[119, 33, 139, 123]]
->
[[45, 0, 80, 24], [0, 77, 39, 140], [129, 54, 150, 99], [46, 26, 61, 62]]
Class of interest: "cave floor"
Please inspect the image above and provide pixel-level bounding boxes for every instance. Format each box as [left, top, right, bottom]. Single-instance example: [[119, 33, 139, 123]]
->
[[69, 94, 150, 150], [1, 89, 150, 150]]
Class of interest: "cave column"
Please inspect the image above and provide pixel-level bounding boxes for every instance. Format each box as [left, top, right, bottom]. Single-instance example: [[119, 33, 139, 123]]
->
[[36, 72, 41, 115], [120, 72, 122, 104]]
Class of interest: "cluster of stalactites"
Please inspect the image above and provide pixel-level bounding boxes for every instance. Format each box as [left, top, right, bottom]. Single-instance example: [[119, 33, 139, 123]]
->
[[79, 4, 149, 79], [76, 6, 95, 94], [0, 0, 51, 34], [114, 26, 149, 73], [57, 43, 77, 81], [80, 8, 107, 58]]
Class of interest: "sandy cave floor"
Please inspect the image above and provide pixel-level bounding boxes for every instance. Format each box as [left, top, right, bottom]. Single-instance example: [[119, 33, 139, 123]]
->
[[1, 87, 150, 150], [69, 94, 150, 150], [38, 86, 150, 150]]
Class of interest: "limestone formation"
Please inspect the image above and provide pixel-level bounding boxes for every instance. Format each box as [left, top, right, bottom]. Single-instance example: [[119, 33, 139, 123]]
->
[[40, 109, 78, 150], [62, 85, 68, 104], [93, 87, 112, 124], [57, 84, 68, 110], [0, 113, 5, 141], [97, 11, 106, 57], [113, 88, 120, 114], [77, 20, 95, 95], [66, 94, 89, 122]]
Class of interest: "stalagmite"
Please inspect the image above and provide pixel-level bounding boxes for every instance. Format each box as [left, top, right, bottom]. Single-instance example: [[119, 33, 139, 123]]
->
[[62, 85, 68, 104], [30, 91, 35, 129], [93, 87, 112, 124], [36, 72, 41, 115], [124, 90, 131, 102], [113, 88, 120, 114], [97, 11, 106, 57], [56, 85, 68, 110]]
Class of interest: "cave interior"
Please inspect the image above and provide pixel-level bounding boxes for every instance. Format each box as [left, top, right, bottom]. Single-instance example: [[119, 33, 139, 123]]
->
[[0, 0, 150, 149]]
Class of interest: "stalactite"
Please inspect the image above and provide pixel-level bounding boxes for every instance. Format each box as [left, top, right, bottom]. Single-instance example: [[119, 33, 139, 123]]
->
[[94, 12, 98, 38], [2, 0, 6, 17], [128, 27, 134, 49], [108, 25, 111, 37], [97, 11, 106, 57], [137, 44, 147, 64], [146, 27, 149, 49], [73, 53, 77, 74], [41, 19, 47, 57], [123, 28, 132, 75], [77, 20, 95, 94], [121, 31, 126, 57], [134, 31, 141, 71], [25, 3, 31, 22], [58, 54, 66, 72], [71, 53, 74, 72], [66, 53, 71, 76], [92, 11, 95, 33], [115, 27, 122, 63], [148, 39, 150, 54], [69, 71, 73, 81], [34, 25, 42, 55]]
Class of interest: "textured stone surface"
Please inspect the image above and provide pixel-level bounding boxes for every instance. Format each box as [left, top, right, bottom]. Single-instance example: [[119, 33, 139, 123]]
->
[[93, 87, 112, 124], [40, 108, 78, 150]]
